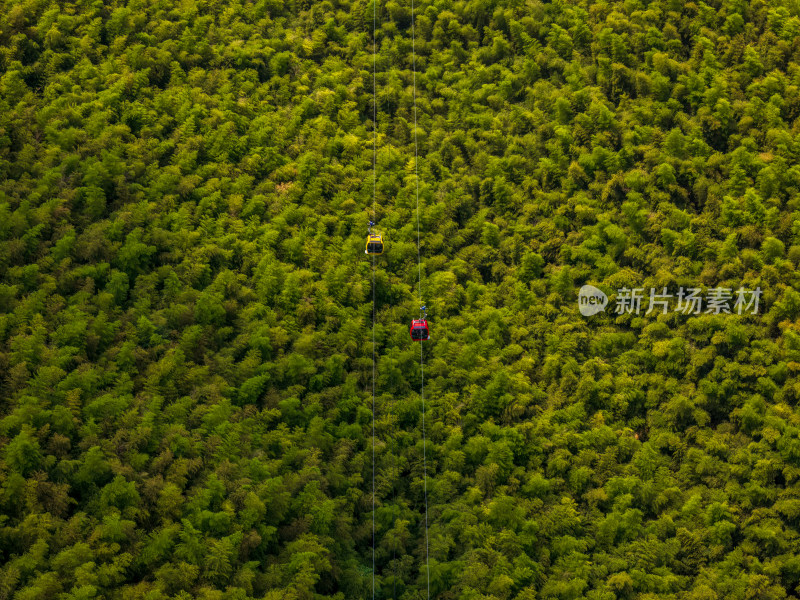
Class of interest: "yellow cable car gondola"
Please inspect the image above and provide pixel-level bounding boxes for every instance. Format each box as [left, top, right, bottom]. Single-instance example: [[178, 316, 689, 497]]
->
[[365, 221, 384, 255], [365, 234, 384, 255]]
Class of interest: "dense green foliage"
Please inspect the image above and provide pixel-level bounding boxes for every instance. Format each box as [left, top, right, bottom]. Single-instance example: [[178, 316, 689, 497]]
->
[[3, 0, 800, 598]]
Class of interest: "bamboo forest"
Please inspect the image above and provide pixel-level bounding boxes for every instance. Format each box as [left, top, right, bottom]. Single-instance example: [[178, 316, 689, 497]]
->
[[3, 0, 800, 598]]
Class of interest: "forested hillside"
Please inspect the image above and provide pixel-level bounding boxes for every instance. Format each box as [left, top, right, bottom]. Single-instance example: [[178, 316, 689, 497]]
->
[[3, 0, 800, 598]]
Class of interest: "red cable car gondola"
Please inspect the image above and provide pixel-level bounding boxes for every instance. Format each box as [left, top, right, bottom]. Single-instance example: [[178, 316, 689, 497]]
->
[[410, 318, 429, 341]]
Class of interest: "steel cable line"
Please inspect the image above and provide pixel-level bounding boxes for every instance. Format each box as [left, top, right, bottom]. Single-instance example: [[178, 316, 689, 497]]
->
[[371, 0, 377, 596], [409, 0, 431, 597]]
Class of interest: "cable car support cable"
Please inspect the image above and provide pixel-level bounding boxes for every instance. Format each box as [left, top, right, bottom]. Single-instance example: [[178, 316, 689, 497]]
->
[[371, 0, 377, 596], [410, 0, 431, 597]]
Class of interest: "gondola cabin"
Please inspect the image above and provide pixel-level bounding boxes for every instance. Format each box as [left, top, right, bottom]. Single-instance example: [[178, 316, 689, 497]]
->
[[365, 233, 384, 255], [410, 318, 429, 341]]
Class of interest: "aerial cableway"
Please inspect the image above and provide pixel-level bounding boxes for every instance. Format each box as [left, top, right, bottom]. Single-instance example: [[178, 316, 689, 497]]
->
[[368, 0, 431, 596]]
